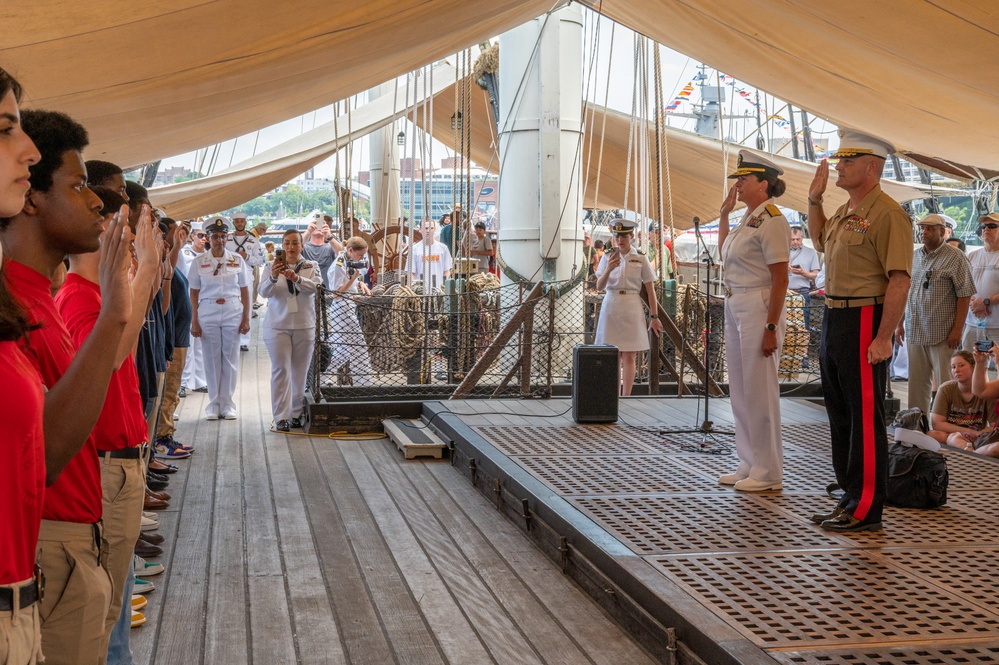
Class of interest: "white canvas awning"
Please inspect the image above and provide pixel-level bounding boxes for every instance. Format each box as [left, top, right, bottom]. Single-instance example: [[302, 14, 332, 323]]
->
[[2, 0, 998, 172]]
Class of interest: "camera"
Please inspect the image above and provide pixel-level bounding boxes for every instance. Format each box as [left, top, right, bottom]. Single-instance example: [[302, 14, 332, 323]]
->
[[346, 258, 368, 276], [976, 339, 993, 353]]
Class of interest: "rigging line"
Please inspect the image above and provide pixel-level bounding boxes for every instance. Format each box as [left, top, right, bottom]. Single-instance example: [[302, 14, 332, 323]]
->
[[622, 33, 640, 216], [653, 41, 665, 278], [333, 99, 341, 231], [716, 68, 728, 195], [656, 46, 677, 273], [409, 70, 417, 230], [574, 10, 603, 272], [591, 20, 615, 215]]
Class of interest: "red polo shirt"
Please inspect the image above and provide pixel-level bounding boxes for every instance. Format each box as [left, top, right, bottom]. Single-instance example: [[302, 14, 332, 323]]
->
[[56, 274, 146, 450], [0, 342, 46, 583], [7, 260, 102, 524]]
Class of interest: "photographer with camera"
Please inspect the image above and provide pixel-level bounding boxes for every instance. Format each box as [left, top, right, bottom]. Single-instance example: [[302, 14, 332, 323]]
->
[[326, 237, 374, 387], [259, 230, 322, 432]]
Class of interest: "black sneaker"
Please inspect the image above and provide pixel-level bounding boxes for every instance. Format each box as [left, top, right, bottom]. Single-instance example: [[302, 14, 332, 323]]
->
[[275, 420, 290, 432], [290, 417, 303, 429]]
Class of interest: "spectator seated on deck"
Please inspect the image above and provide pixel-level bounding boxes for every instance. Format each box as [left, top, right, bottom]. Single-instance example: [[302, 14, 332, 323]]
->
[[928, 350, 996, 449]]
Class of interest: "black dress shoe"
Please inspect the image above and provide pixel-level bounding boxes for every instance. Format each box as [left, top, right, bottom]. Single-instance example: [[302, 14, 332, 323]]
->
[[134, 540, 163, 558], [810, 506, 844, 525], [146, 476, 169, 492], [290, 417, 303, 428], [192, 386, 208, 393], [149, 462, 179, 475], [240, 345, 249, 352], [138, 531, 165, 546], [820, 513, 882, 532], [275, 420, 290, 432]]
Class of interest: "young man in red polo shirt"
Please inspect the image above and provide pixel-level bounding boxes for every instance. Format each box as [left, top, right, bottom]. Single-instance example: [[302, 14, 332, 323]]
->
[[0, 109, 133, 665], [57, 188, 159, 661]]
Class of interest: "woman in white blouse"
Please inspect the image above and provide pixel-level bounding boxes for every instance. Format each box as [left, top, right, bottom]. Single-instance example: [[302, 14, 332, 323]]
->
[[259, 230, 322, 431]]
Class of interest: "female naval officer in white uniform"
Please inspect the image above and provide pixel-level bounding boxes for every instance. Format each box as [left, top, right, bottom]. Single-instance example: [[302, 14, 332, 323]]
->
[[328, 236, 375, 386], [258, 229, 321, 432], [188, 217, 251, 420], [594, 218, 663, 396], [717, 150, 792, 492]]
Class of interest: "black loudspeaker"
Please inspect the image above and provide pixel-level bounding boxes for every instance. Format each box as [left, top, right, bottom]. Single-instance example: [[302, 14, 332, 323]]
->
[[573, 344, 619, 423]]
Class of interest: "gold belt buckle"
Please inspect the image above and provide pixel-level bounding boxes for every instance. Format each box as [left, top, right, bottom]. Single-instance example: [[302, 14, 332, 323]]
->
[[34, 564, 44, 602], [215, 298, 226, 305], [618, 290, 628, 295]]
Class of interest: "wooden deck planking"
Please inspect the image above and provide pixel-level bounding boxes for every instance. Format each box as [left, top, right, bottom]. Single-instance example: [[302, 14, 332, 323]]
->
[[126, 333, 659, 664]]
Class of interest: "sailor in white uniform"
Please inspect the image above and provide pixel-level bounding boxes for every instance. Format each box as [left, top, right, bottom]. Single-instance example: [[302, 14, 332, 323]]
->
[[180, 222, 207, 392], [227, 211, 265, 351], [258, 230, 322, 431], [717, 150, 792, 492], [594, 218, 664, 396], [328, 236, 375, 386], [188, 217, 251, 420]]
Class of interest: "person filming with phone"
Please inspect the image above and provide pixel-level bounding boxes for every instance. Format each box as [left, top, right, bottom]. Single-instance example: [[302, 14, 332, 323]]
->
[[326, 237, 375, 387], [259, 230, 322, 431], [895, 213, 975, 417]]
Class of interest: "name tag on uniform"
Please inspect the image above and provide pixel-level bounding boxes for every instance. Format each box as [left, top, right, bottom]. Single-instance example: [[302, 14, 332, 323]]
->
[[746, 215, 764, 228], [628, 259, 641, 264], [844, 214, 871, 234]]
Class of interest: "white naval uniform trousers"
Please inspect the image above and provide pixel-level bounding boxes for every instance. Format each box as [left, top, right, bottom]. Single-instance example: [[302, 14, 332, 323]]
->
[[181, 337, 206, 390], [228, 234, 264, 348]]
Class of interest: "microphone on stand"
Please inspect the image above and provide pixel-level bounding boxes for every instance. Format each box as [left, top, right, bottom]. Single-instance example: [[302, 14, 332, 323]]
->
[[692, 216, 700, 231]]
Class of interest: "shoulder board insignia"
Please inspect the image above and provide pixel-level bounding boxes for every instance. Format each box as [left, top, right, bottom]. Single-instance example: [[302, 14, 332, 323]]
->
[[765, 204, 781, 217], [746, 215, 764, 228], [334, 258, 345, 266]]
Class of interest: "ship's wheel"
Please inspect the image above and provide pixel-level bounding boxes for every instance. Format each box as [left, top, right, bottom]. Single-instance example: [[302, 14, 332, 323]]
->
[[370, 225, 423, 272]]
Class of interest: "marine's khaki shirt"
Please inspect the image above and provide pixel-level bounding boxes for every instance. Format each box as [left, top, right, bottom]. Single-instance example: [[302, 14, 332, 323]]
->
[[814, 185, 913, 298]]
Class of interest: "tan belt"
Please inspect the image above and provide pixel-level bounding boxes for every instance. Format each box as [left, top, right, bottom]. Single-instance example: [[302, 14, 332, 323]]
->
[[825, 295, 884, 309]]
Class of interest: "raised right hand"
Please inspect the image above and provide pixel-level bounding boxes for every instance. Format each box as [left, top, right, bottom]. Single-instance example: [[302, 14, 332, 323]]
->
[[98, 207, 134, 327], [809, 159, 829, 202], [719, 184, 738, 217]]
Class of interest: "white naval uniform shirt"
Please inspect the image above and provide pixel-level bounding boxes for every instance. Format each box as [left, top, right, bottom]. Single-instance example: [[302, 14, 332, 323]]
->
[[178, 245, 201, 278], [721, 200, 792, 289], [259, 260, 321, 330], [227, 232, 265, 283], [187, 249, 248, 304]]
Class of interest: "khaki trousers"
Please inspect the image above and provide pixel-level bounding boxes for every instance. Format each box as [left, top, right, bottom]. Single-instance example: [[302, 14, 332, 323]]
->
[[906, 340, 953, 416], [0, 579, 42, 665], [146, 372, 166, 445], [97, 456, 144, 662], [36, 520, 112, 665], [156, 346, 188, 440]]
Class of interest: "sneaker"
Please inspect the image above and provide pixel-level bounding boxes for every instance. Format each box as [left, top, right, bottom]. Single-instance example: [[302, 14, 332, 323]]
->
[[156, 435, 194, 453], [275, 420, 290, 432], [140, 516, 159, 532], [142, 511, 157, 520], [192, 386, 208, 393], [154, 441, 191, 460], [252, 303, 261, 309], [290, 417, 303, 429], [206, 412, 219, 421], [134, 555, 165, 577], [178, 386, 188, 398], [222, 411, 237, 420], [133, 578, 155, 594], [240, 345, 249, 352], [131, 610, 146, 628], [172, 413, 179, 421], [131, 595, 147, 611]]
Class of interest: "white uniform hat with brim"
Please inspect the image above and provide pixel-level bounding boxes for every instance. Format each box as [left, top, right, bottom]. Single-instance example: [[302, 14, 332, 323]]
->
[[832, 129, 895, 159], [608, 217, 638, 235], [728, 149, 784, 179]]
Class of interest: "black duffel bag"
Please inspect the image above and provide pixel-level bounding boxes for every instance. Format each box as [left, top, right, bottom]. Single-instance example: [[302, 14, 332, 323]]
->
[[886, 441, 948, 509]]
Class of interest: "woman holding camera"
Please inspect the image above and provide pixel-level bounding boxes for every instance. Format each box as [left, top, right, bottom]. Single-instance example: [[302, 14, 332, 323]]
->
[[259, 230, 322, 431], [327, 237, 374, 386], [717, 149, 792, 493]]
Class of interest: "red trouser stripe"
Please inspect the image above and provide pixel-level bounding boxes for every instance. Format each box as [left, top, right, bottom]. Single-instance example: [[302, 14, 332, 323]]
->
[[855, 305, 876, 520]]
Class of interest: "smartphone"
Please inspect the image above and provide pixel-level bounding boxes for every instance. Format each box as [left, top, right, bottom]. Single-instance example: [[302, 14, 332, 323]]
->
[[792, 264, 801, 269], [275, 249, 285, 264], [976, 339, 993, 353]]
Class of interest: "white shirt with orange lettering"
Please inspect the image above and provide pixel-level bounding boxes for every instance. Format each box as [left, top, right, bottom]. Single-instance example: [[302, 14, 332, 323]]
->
[[408, 240, 453, 290]]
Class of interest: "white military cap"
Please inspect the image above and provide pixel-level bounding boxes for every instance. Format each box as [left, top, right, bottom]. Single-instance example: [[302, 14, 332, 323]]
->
[[729, 149, 784, 179], [232, 211, 248, 220], [204, 216, 231, 234], [832, 129, 895, 159], [608, 217, 638, 235]]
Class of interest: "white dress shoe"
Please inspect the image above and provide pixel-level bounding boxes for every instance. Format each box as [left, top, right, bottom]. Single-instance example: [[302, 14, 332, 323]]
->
[[718, 472, 748, 486], [733, 477, 783, 492]]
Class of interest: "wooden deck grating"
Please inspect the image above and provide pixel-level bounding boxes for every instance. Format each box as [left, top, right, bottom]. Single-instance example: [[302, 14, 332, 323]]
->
[[127, 334, 655, 665]]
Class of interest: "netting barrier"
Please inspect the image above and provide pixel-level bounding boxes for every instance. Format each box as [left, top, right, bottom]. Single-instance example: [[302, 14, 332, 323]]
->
[[306, 277, 825, 402]]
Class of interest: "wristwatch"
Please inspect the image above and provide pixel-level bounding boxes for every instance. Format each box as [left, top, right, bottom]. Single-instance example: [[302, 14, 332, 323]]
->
[[765, 322, 777, 331], [985, 298, 991, 307]]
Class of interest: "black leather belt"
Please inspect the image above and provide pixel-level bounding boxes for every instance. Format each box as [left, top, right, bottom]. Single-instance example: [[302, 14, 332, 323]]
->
[[0, 569, 43, 611], [98, 447, 142, 459]]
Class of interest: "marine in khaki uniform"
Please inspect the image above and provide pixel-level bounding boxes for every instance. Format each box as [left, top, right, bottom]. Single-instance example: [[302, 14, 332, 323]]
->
[[807, 130, 914, 532], [717, 150, 792, 493]]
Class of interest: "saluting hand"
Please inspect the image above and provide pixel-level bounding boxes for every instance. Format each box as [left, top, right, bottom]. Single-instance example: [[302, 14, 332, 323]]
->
[[720, 184, 738, 217], [98, 208, 134, 328], [809, 159, 829, 202]]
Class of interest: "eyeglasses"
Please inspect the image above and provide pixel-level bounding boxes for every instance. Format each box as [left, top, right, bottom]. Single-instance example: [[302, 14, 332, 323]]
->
[[209, 233, 227, 240], [194, 233, 206, 238], [983, 223, 999, 230], [923, 270, 933, 290]]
